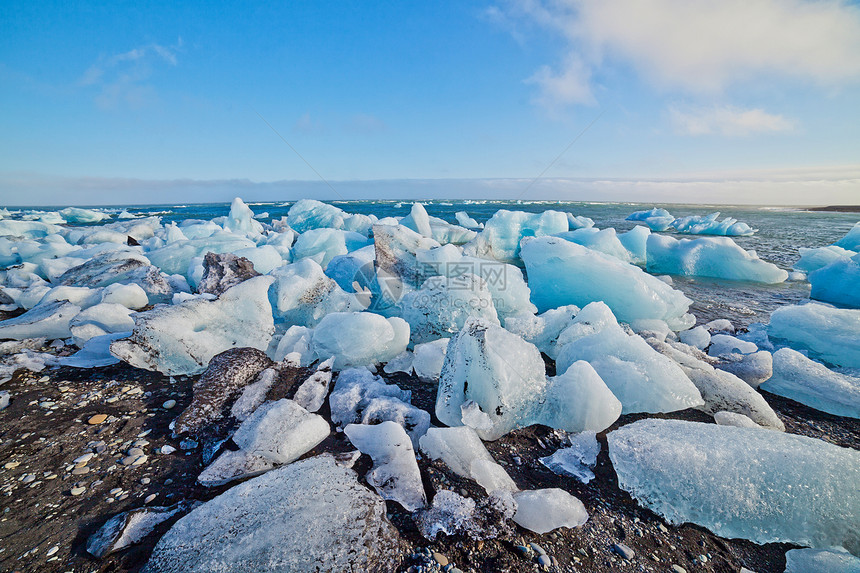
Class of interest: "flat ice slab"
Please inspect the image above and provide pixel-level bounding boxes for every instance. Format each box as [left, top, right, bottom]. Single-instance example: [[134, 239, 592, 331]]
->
[[608, 419, 860, 553]]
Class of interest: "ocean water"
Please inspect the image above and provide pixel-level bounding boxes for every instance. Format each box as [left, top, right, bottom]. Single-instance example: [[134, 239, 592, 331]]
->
[[15, 200, 860, 329]]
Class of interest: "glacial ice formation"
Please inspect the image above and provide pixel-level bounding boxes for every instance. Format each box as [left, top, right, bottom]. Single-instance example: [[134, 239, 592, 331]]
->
[[809, 252, 860, 308], [783, 547, 860, 573], [311, 312, 410, 370], [463, 209, 569, 264], [768, 303, 860, 368], [834, 221, 860, 251], [646, 234, 788, 283], [231, 399, 330, 464], [539, 431, 600, 484], [111, 277, 275, 376], [521, 236, 694, 330], [608, 419, 860, 553], [511, 489, 588, 534], [670, 212, 755, 236], [268, 258, 362, 326], [418, 426, 517, 494]]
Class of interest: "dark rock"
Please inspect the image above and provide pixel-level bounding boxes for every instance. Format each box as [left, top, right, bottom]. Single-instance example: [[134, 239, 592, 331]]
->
[[197, 252, 260, 296]]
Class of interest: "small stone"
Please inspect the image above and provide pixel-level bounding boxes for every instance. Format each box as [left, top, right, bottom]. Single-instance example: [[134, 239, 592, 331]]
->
[[72, 467, 90, 476], [4, 462, 20, 469], [132, 455, 148, 466], [45, 474, 57, 480], [138, 430, 151, 437], [21, 474, 36, 483], [141, 477, 151, 485], [537, 554, 551, 570], [121, 455, 141, 466], [671, 566, 687, 573], [658, 523, 668, 533], [163, 400, 176, 409], [530, 543, 547, 555], [611, 543, 635, 560], [46, 545, 59, 557], [109, 488, 123, 496], [127, 447, 145, 457], [698, 554, 708, 563], [432, 552, 449, 566], [515, 545, 531, 557], [159, 445, 176, 455], [164, 479, 173, 485], [144, 493, 156, 504], [88, 414, 108, 425], [74, 453, 94, 465], [133, 440, 149, 447], [70, 486, 86, 496]]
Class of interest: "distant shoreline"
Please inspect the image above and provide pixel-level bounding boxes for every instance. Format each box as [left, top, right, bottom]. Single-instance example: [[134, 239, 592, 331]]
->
[[807, 205, 860, 213]]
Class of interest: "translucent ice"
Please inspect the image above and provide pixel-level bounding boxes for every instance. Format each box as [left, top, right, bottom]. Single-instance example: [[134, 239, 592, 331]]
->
[[555, 303, 703, 415], [401, 273, 500, 343], [287, 199, 375, 235], [768, 303, 860, 368], [511, 489, 588, 534], [270, 325, 315, 365], [455, 211, 483, 229], [809, 252, 860, 308], [555, 227, 638, 264], [399, 203, 433, 237], [521, 237, 694, 330], [344, 421, 426, 511], [232, 399, 330, 464], [834, 221, 860, 251], [143, 454, 402, 573], [539, 431, 600, 484], [197, 449, 276, 487], [372, 223, 441, 294], [608, 418, 860, 553], [679, 326, 711, 350], [328, 368, 411, 426], [268, 258, 362, 327], [566, 213, 594, 230], [311, 312, 409, 370], [435, 318, 548, 440], [646, 234, 787, 283], [412, 338, 448, 381], [293, 357, 334, 413], [231, 369, 279, 421], [794, 245, 856, 273], [713, 411, 759, 428], [670, 212, 755, 236], [418, 426, 517, 494], [147, 233, 256, 278], [223, 197, 264, 237], [0, 300, 81, 340], [540, 361, 622, 433], [626, 207, 675, 231], [111, 276, 275, 375], [463, 209, 568, 264], [324, 244, 376, 292], [59, 332, 128, 368], [383, 350, 414, 375], [69, 302, 135, 346], [761, 348, 860, 418], [58, 206, 111, 224], [503, 304, 580, 358], [291, 228, 371, 269], [784, 547, 860, 573]]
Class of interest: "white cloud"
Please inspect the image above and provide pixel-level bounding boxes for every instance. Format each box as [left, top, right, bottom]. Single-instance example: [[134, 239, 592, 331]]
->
[[499, 0, 860, 106], [669, 104, 795, 136], [77, 40, 182, 109], [526, 55, 595, 111]]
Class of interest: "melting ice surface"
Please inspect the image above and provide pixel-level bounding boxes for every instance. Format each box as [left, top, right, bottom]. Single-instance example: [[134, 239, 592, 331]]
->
[[608, 419, 860, 553]]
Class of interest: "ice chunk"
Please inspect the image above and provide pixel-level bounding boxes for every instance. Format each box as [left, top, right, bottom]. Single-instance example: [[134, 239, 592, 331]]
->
[[87, 504, 186, 558], [555, 227, 637, 264], [834, 221, 860, 251], [713, 411, 759, 428], [57, 332, 128, 368], [463, 209, 569, 264], [344, 421, 426, 511], [0, 391, 9, 410], [196, 252, 260, 296], [539, 431, 600, 484], [269, 258, 362, 326], [197, 449, 276, 487], [143, 454, 403, 573], [708, 334, 758, 357], [417, 489, 516, 541], [100, 283, 149, 310], [291, 228, 371, 269], [412, 338, 448, 381], [679, 325, 711, 350], [460, 400, 494, 432], [223, 197, 264, 237], [769, 303, 860, 368], [555, 303, 703, 415], [503, 304, 580, 358], [0, 300, 81, 340], [784, 547, 860, 573], [147, 232, 256, 278], [401, 273, 500, 344], [69, 302, 135, 346], [435, 318, 547, 440], [626, 207, 675, 231], [670, 212, 755, 236], [646, 337, 784, 430], [328, 368, 411, 425], [324, 244, 376, 292], [809, 252, 860, 308], [293, 357, 334, 412], [418, 426, 517, 493], [511, 489, 588, 534], [58, 251, 174, 303], [287, 199, 374, 235], [761, 348, 860, 418], [455, 211, 483, 229], [231, 368, 279, 421], [0, 220, 60, 238], [271, 325, 315, 365], [59, 206, 111, 224], [311, 312, 409, 370], [383, 350, 413, 375], [112, 276, 275, 376], [173, 347, 274, 435], [795, 245, 856, 273], [372, 224, 441, 300], [608, 419, 860, 552], [540, 361, 622, 433], [400, 203, 433, 237], [646, 234, 787, 283], [566, 213, 594, 229], [232, 399, 329, 464], [521, 237, 694, 330], [716, 350, 774, 388]]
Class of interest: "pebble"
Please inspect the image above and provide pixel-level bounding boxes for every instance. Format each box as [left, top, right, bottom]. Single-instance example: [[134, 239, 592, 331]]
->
[[133, 440, 149, 447], [74, 453, 94, 464], [87, 414, 108, 425], [530, 543, 547, 555], [144, 493, 156, 504], [45, 545, 59, 556], [4, 462, 20, 469], [611, 543, 635, 560], [21, 474, 36, 483], [71, 467, 90, 476], [140, 477, 151, 485], [109, 488, 123, 496], [163, 400, 176, 409], [127, 447, 145, 457], [70, 487, 86, 496], [132, 455, 148, 466], [138, 430, 151, 437], [658, 523, 669, 533], [159, 445, 176, 455], [537, 554, 551, 570], [121, 455, 142, 466], [671, 566, 687, 573], [432, 552, 449, 566]]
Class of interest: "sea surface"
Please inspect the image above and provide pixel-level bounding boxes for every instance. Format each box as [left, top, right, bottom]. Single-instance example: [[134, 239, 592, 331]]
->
[[14, 200, 860, 329]]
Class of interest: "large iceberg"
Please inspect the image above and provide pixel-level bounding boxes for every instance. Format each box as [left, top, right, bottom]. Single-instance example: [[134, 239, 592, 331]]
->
[[463, 209, 568, 264], [761, 348, 860, 418], [111, 276, 275, 375], [646, 234, 788, 283], [608, 419, 860, 554], [626, 208, 675, 231], [768, 303, 860, 368], [555, 302, 704, 415], [794, 245, 856, 273], [670, 212, 756, 236], [521, 236, 694, 330]]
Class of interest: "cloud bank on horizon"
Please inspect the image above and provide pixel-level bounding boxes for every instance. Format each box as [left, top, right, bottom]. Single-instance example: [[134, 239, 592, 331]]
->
[[1, 0, 859, 204]]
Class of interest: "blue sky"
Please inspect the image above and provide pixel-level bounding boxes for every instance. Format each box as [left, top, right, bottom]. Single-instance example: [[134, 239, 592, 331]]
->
[[1, 0, 859, 205]]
